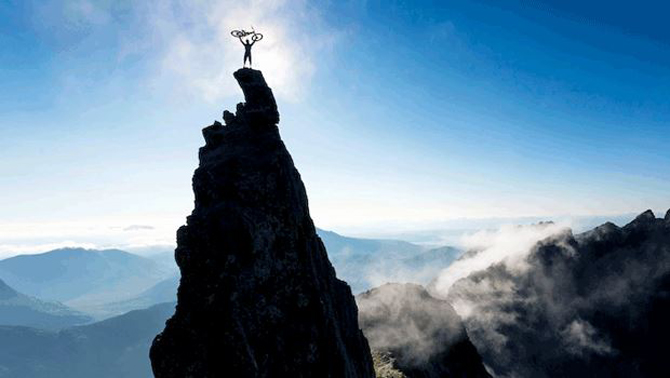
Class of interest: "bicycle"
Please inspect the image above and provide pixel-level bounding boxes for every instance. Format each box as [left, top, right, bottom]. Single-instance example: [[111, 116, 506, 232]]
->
[[231, 29, 263, 42]]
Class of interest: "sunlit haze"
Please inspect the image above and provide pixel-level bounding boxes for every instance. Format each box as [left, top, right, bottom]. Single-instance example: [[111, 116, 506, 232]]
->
[[2, 0, 669, 256]]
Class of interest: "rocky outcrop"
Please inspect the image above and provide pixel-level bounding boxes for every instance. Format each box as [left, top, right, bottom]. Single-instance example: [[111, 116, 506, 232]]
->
[[447, 209, 670, 377], [358, 283, 491, 378], [150, 68, 374, 378]]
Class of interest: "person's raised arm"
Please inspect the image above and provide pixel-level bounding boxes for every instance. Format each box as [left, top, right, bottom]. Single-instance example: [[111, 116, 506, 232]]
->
[[238, 36, 245, 45]]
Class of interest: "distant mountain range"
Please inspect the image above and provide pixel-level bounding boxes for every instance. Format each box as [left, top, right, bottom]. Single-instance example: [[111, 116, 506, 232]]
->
[[0, 278, 91, 330], [91, 231, 461, 315], [87, 276, 179, 318], [0, 302, 175, 378], [318, 229, 461, 293], [0, 234, 461, 321], [0, 248, 175, 317]]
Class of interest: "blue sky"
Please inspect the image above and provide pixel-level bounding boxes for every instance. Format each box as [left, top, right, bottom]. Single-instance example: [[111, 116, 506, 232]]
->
[[1, 0, 669, 254]]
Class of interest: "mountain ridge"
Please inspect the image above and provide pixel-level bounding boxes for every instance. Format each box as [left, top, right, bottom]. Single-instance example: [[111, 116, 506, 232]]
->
[[0, 302, 175, 378], [447, 209, 670, 377], [0, 277, 91, 330], [0, 247, 173, 313]]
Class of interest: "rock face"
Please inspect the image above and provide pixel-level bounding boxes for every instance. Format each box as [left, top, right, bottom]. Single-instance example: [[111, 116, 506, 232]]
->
[[150, 68, 375, 378], [357, 283, 491, 378], [447, 209, 670, 377]]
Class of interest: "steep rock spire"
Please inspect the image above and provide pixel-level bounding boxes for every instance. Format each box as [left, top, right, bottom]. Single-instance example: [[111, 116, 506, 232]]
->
[[150, 68, 375, 378]]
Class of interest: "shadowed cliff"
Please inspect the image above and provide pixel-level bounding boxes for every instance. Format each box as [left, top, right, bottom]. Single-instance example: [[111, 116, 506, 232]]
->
[[447, 209, 670, 377], [358, 283, 491, 378], [150, 68, 375, 378]]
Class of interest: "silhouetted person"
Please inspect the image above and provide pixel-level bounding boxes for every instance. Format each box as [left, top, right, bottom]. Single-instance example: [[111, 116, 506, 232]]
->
[[240, 37, 255, 67]]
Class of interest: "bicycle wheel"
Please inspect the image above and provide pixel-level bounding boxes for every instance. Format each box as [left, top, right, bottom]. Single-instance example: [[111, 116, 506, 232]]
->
[[252, 33, 264, 42]]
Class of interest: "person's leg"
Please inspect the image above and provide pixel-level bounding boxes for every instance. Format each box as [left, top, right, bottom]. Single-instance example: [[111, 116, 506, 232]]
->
[[249, 54, 252, 67]]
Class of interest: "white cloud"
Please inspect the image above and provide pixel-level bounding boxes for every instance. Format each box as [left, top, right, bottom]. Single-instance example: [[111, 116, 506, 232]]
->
[[0, 217, 180, 259], [123, 224, 155, 231], [431, 222, 569, 295], [561, 318, 613, 356]]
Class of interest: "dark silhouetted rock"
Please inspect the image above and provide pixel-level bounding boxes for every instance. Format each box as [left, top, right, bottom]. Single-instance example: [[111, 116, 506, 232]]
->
[[150, 69, 374, 378], [447, 209, 670, 377], [220, 67, 280, 127], [358, 283, 491, 378], [626, 209, 656, 230]]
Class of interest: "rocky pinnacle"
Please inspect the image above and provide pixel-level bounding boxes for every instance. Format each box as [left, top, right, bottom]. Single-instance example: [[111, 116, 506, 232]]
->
[[150, 68, 375, 378]]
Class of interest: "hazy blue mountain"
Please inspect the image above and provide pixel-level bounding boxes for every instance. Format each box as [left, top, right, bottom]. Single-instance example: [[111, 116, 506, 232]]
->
[[0, 278, 91, 330], [317, 229, 461, 293], [399, 246, 461, 280], [70, 232, 459, 316], [0, 302, 175, 378], [0, 233, 458, 321], [145, 251, 179, 274], [87, 276, 179, 318], [115, 275, 179, 309], [401, 246, 460, 267], [318, 229, 423, 260], [81, 232, 462, 314], [0, 248, 173, 313]]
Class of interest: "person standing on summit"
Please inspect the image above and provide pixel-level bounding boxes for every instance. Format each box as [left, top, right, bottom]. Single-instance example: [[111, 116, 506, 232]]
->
[[239, 36, 255, 67], [231, 29, 263, 67]]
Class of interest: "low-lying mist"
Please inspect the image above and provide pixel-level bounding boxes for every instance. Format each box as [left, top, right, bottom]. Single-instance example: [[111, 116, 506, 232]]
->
[[430, 221, 569, 297]]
